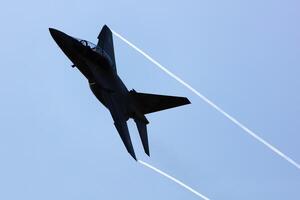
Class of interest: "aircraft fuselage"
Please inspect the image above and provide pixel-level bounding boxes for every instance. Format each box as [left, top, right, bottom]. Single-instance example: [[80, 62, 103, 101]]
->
[[49, 26, 190, 160]]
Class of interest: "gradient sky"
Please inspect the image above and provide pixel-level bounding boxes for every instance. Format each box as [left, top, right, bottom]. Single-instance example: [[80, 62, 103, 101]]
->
[[0, 0, 299, 199]]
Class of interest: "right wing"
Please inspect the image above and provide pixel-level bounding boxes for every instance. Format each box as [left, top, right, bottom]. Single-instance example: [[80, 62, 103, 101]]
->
[[97, 25, 116, 72]]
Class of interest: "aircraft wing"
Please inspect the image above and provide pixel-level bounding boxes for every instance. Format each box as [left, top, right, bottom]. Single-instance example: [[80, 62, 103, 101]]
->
[[97, 25, 116, 72], [130, 91, 191, 114], [114, 120, 137, 160]]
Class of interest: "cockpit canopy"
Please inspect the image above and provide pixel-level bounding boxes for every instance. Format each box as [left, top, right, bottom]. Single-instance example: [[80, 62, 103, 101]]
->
[[75, 38, 98, 50], [74, 38, 114, 66]]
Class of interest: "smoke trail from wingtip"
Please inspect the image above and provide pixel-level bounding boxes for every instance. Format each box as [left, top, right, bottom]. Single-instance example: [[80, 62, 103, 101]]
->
[[138, 160, 211, 200], [111, 29, 300, 170]]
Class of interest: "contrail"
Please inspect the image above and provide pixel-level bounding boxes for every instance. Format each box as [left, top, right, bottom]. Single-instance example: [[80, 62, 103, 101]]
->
[[112, 29, 300, 170], [138, 160, 211, 200]]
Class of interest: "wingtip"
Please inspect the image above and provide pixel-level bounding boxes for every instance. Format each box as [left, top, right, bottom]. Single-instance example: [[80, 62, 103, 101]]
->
[[98, 24, 112, 40], [132, 154, 138, 161], [144, 145, 150, 157], [102, 24, 110, 31], [129, 151, 137, 161], [185, 97, 191, 105], [145, 151, 150, 157]]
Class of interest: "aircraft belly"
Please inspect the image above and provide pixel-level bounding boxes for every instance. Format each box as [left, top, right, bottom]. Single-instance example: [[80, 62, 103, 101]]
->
[[90, 83, 129, 119], [89, 83, 110, 108], [108, 93, 131, 121], [85, 61, 118, 92]]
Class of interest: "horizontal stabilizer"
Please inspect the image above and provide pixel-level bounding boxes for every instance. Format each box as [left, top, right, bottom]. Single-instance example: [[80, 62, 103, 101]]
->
[[130, 91, 191, 114], [114, 121, 136, 160], [135, 119, 150, 156]]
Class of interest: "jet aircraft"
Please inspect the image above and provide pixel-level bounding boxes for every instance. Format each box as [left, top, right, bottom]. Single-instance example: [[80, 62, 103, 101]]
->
[[49, 25, 191, 160]]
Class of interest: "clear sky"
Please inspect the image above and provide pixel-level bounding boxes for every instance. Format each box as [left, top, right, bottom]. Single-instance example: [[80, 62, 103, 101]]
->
[[0, 0, 299, 199]]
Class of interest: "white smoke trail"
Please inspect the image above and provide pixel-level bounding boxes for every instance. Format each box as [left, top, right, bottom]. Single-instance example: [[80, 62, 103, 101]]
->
[[138, 160, 211, 200], [112, 29, 300, 170]]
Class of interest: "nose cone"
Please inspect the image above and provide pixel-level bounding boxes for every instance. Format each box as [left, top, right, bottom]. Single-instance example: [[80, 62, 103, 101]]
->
[[49, 28, 66, 45], [49, 28, 58, 38], [49, 27, 76, 56], [49, 27, 58, 36]]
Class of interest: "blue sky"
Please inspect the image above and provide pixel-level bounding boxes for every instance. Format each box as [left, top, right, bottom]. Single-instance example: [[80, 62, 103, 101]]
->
[[0, 0, 299, 199]]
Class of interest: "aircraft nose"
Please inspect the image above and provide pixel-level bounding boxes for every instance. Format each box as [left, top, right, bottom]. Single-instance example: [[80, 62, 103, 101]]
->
[[49, 28, 64, 43], [49, 28, 73, 48], [49, 27, 56, 34], [49, 28, 58, 37]]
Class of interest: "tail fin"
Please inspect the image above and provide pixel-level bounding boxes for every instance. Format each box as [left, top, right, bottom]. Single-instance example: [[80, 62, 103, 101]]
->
[[130, 91, 191, 114], [97, 25, 116, 72], [134, 119, 150, 156]]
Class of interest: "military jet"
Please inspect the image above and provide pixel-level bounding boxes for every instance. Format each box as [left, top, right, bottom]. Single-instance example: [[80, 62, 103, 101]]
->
[[49, 25, 190, 160]]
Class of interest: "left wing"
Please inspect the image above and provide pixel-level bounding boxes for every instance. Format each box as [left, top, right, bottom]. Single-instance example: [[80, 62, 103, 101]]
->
[[114, 120, 137, 160]]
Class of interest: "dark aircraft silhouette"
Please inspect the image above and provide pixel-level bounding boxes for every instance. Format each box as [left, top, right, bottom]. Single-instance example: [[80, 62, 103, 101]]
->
[[49, 25, 190, 160]]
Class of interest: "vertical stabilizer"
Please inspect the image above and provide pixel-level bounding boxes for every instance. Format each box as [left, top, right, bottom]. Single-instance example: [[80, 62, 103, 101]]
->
[[135, 119, 150, 156]]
